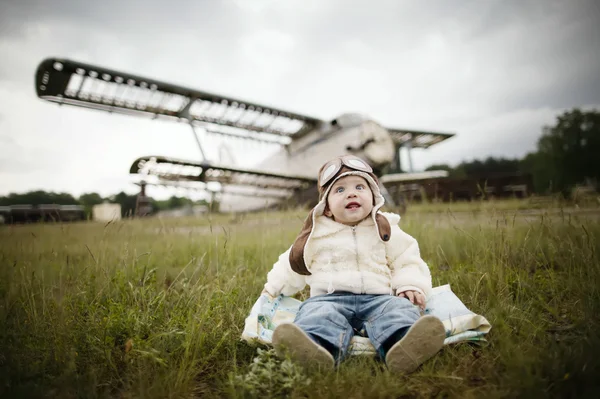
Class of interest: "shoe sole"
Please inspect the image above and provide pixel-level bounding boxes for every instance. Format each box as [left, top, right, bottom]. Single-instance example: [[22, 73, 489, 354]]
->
[[272, 323, 335, 369], [385, 315, 445, 374]]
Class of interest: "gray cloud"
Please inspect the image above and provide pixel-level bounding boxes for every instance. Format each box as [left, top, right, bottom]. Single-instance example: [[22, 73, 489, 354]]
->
[[0, 0, 599, 196]]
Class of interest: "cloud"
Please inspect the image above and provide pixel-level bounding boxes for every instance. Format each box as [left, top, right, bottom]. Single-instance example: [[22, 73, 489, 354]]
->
[[0, 0, 599, 198]]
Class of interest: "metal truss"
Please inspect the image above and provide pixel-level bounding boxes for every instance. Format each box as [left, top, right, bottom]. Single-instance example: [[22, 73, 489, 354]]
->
[[130, 156, 316, 192], [388, 128, 454, 149], [36, 58, 321, 142]]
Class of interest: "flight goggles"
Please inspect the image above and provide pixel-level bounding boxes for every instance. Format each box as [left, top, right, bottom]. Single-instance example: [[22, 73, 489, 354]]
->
[[319, 155, 373, 187]]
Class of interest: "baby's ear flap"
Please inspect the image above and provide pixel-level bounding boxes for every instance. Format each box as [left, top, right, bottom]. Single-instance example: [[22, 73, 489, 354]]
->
[[289, 210, 314, 275], [375, 213, 391, 241]]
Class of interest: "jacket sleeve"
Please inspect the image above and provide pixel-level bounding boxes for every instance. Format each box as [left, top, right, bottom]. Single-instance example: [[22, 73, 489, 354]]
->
[[385, 224, 433, 298], [264, 246, 307, 297]]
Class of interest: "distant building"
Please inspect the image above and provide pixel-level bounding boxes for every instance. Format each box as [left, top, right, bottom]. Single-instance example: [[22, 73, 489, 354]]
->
[[0, 204, 86, 224], [92, 203, 122, 222], [388, 173, 533, 203], [0, 206, 9, 224]]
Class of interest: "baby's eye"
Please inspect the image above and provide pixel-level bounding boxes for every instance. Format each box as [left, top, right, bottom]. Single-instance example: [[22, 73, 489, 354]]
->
[[335, 187, 345, 193], [356, 184, 365, 190]]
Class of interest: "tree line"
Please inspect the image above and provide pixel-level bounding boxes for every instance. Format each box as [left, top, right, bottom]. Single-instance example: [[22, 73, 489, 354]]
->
[[424, 108, 599, 195], [0, 191, 210, 218]]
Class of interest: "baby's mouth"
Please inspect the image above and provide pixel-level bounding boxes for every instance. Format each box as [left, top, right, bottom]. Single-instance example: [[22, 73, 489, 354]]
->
[[345, 202, 361, 209]]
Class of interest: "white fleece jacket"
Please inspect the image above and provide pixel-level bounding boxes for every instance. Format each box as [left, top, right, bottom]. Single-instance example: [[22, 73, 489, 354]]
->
[[264, 212, 432, 298]]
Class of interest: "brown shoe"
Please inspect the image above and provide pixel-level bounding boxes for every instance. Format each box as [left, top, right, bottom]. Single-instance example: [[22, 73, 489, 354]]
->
[[272, 323, 335, 369], [385, 315, 445, 374]]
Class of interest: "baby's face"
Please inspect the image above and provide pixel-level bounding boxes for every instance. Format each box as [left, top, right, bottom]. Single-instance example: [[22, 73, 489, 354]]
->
[[325, 175, 374, 226]]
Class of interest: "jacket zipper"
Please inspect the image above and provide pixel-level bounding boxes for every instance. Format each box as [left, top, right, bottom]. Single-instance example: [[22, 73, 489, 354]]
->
[[351, 226, 364, 294]]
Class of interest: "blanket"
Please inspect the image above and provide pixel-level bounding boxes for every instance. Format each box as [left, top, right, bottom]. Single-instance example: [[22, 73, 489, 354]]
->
[[241, 284, 491, 356]]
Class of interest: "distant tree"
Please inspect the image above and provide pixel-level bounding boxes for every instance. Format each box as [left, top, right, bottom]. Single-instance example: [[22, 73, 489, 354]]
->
[[459, 157, 521, 178], [111, 192, 138, 217], [79, 192, 104, 206], [79, 193, 103, 204], [520, 152, 553, 194], [422, 109, 600, 195], [0, 190, 79, 206], [424, 164, 452, 172], [151, 199, 167, 211], [167, 196, 192, 209], [153, 196, 192, 211], [425, 163, 467, 179], [78, 192, 105, 217], [532, 108, 600, 193]]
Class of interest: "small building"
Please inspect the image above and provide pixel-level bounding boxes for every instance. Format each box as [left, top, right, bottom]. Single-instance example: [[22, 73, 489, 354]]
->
[[0, 204, 85, 224], [92, 203, 122, 222], [0, 206, 9, 224]]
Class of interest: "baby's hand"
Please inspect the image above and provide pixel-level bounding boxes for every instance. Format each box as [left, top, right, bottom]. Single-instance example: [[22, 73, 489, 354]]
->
[[397, 290, 426, 310]]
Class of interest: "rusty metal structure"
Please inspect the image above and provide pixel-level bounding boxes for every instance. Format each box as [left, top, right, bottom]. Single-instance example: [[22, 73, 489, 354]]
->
[[387, 173, 533, 204]]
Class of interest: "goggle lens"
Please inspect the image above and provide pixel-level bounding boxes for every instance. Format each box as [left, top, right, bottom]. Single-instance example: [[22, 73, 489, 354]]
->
[[319, 156, 373, 187], [321, 164, 338, 184], [346, 158, 369, 170]]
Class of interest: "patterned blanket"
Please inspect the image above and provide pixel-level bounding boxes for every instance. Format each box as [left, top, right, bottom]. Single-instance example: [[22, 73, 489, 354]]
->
[[241, 284, 491, 356]]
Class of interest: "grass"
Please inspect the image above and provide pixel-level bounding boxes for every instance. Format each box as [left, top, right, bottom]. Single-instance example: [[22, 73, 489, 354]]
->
[[0, 201, 599, 398]]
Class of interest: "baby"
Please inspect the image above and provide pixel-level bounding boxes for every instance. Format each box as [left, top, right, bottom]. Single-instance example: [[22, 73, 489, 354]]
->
[[263, 155, 445, 373]]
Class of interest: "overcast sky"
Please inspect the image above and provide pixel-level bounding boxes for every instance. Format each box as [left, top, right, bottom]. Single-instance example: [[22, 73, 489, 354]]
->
[[1, 0, 599, 199]]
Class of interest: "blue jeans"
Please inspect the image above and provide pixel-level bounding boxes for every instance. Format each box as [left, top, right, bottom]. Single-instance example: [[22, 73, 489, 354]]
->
[[293, 293, 421, 362]]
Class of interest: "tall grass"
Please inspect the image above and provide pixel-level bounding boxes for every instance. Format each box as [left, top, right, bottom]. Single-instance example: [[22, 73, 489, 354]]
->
[[0, 205, 599, 398]]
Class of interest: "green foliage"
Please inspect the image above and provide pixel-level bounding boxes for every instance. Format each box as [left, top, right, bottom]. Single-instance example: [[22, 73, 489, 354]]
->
[[0, 190, 79, 206], [153, 196, 211, 212], [79, 192, 104, 206], [110, 191, 139, 217], [462, 157, 521, 178], [0, 190, 213, 220], [425, 109, 600, 195], [533, 109, 600, 194], [426, 158, 522, 179], [78, 192, 105, 217], [0, 204, 599, 397], [519, 151, 551, 194], [230, 348, 311, 398], [424, 163, 454, 174]]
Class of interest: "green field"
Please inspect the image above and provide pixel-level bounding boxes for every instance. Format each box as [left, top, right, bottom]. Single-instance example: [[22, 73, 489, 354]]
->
[[1, 202, 599, 398]]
